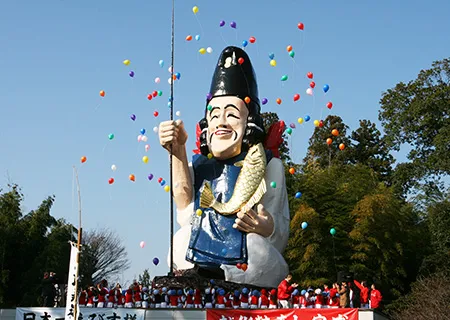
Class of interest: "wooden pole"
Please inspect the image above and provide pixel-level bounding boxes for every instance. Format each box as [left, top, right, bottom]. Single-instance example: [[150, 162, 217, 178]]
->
[[73, 166, 82, 319]]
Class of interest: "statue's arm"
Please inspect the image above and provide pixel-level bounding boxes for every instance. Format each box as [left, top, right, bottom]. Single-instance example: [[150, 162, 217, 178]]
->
[[262, 157, 290, 253], [172, 146, 195, 227]]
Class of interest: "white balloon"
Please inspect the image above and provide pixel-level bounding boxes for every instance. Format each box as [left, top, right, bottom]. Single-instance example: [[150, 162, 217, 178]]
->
[[206, 47, 213, 54], [175, 111, 181, 117], [306, 88, 314, 96], [140, 241, 145, 248], [168, 78, 173, 84], [111, 165, 117, 171], [145, 144, 150, 152], [141, 135, 148, 142], [168, 66, 173, 73], [155, 77, 160, 84], [153, 126, 158, 133], [137, 134, 143, 142]]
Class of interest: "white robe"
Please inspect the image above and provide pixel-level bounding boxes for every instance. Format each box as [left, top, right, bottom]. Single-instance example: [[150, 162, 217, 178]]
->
[[168, 157, 290, 288]]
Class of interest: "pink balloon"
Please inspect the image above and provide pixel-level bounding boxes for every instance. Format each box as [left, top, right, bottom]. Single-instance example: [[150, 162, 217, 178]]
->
[[306, 88, 314, 96], [137, 135, 143, 142], [139, 241, 145, 248], [155, 77, 160, 84], [145, 144, 150, 152]]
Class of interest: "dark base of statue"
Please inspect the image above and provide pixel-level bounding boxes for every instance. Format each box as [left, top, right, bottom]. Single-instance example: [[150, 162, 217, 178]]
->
[[153, 265, 268, 292]]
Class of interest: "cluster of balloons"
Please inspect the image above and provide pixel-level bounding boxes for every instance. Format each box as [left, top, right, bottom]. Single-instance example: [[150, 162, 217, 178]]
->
[[218, 20, 237, 29], [199, 47, 213, 55]]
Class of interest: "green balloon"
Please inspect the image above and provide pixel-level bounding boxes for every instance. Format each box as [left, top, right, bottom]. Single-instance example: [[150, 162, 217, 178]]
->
[[286, 128, 293, 135], [207, 105, 213, 111], [158, 90, 163, 96], [289, 51, 295, 58], [281, 75, 288, 81], [330, 228, 336, 236], [108, 133, 114, 140], [270, 181, 277, 188]]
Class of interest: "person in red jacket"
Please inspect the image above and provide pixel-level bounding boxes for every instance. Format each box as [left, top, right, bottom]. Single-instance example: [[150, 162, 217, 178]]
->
[[354, 280, 369, 308], [370, 284, 382, 310], [269, 289, 278, 309], [194, 288, 203, 308], [78, 288, 87, 307], [259, 289, 269, 309], [277, 274, 298, 308], [328, 283, 340, 308]]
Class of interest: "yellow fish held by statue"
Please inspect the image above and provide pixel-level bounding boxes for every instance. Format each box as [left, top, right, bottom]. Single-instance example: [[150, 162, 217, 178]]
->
[[200, 143, 267, 215]]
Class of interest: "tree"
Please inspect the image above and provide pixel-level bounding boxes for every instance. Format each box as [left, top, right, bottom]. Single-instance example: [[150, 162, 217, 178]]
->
[[348, 119, 394, 181], [0, 184, 75, 307], [388, 271, 450, 320], [349, 185, 424, 300], [379, 58, 450, 192], [303, 115, 352, 170], [138, 269, 151, 288], [79, 228, 130, 288]]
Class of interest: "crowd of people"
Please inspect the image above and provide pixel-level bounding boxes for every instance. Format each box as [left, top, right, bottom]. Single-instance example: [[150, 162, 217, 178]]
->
[[75, 274, 383, 310]]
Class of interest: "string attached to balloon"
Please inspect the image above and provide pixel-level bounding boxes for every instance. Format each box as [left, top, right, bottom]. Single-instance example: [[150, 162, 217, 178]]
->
[[191, 6, 205, 40]]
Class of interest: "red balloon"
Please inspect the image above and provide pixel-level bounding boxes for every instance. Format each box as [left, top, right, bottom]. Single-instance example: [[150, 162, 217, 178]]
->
[[310, 81, 316, 88], [249, 36, 256, 43], [241, 263, 248, 271], [238, 57, 244, 65], [327, 102, 333, 109], [236, 263, 242, 269], [152, 91, 158, 97], [307, 72, 313, 79], [147, 94, 153, 100], [319, 120, 324, 128], [153, 111, 159, 117], [158, 177, 163, 183], [293, 94, 300, 102], [108, 178, 114, 184], [298, 22, 304, 30]]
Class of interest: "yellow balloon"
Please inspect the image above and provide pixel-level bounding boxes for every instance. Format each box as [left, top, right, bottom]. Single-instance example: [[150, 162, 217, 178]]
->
[[298, 117, 304, 124], [192, 6, 199, 14], [314, 120, 320, 127], [207, 153, 213, 159], [270, 59, 277, 67], [142, 156, 149, 163], [164, 185, 170, 192], [123, 59, 130, 66], [196, 209, 203, 216], [199, 48, 206, 54]]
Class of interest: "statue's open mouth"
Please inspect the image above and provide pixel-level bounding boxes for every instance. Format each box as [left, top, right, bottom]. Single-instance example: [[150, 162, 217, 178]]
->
[[214, 129, 232, 136]]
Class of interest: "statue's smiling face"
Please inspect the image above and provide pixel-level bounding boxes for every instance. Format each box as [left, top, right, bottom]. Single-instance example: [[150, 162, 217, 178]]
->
[[207, 96, 249, 160]]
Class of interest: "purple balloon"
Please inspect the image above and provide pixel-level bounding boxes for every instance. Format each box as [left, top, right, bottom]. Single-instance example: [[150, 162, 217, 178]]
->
[[153, 257, 159, 266], [230, 21, 237, 29], [130, 114, 136, 121], [262, 98, 268, 105], [290, 123, 296, 129], [219, 20, 225, 27], [206, 93, 212, 100], [129, 71, 135, 77], [148, 174, 154, 181]]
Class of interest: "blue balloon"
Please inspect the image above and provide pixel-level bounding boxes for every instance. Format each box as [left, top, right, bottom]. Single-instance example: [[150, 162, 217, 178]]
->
[[295, 192, 302, 198], [323, 84, 330, 93], [242, 40, 248, 47], [269, 53, 275, 60], [301, 221, 308, 229], [161, 180, 166, 186], [175, 72, 181, 80], [304, 115, 310, 122], [195, 34, 200, 41], [159, 60, 164, 67], [140, 128, 146, 134]]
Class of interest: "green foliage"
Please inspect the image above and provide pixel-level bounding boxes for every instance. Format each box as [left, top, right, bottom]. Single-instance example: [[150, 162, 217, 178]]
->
[[138, 269, 151, 288], [0, 185, 76, 307], [379, 58, 450, 190]]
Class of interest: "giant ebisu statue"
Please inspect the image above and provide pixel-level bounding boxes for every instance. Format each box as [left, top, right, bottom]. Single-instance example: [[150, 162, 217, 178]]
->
[[159, 46, 290, 288]]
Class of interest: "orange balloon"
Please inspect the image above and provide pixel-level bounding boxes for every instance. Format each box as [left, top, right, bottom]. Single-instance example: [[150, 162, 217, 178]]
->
[[172, 74, 177, 80], [286, 45, 293, 52], [241, 263, 248, 272], [186, 35, 192, 41], [289, 167, 295, 175], [80, 156, 87, 163], [99, 90, 105, 97], [244, 96, 251, 104], [326, 138, 332, 145], [276, 98, 282, 105], [339, 143, 345, 150], [332, 129, 339, 136], [129, 174, 136, 181]]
